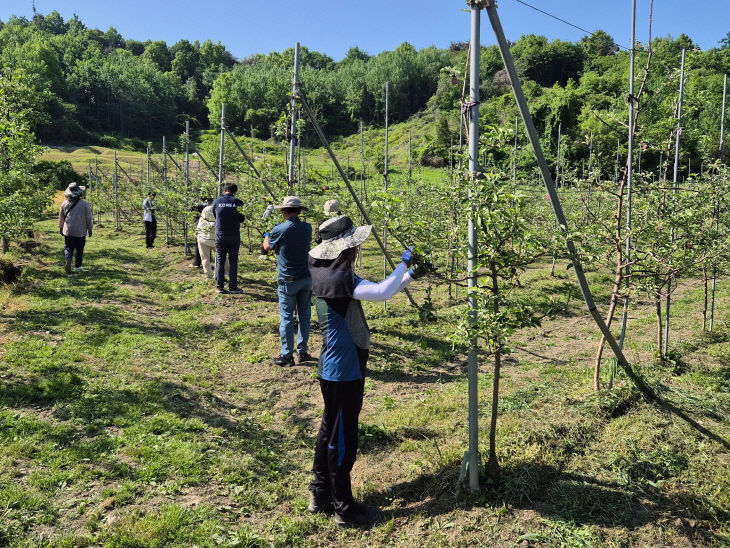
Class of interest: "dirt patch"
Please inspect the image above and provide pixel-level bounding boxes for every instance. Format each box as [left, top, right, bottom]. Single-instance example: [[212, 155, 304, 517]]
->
[[0, 258, 22, 284]]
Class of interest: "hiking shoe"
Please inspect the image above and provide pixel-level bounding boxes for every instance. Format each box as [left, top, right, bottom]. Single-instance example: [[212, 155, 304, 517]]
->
[[228, 288, 243, 294], [65, 258, 72, 274], [334, 502, 383, 528], [298, 352, 314, 363], [272, 355, 295, 367], [74, 267, 83, 272], [216, 288, 228, 294], [307, 493, 333, 514]]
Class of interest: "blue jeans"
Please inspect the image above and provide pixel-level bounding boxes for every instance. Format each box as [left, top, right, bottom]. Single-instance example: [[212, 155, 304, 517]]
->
[[278, 277, 312, 358]]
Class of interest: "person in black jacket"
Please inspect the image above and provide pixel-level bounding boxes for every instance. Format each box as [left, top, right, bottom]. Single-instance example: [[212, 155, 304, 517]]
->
[[211, 184, 245, 294]]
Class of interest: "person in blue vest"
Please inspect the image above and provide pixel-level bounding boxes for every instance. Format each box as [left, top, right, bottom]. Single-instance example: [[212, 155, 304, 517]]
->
[[305, 215, 431, 528], [211, 183, 244, 294], [262, 196, 313, 366]]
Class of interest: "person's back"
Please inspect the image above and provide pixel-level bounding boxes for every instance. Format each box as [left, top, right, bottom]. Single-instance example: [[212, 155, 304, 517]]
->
[[212, 193, 243, 241], [269, 216, 312, 281], [211, 184, 244, 294], [59, 197, 93, 237], [263, 196, 313, 366], [58, 183, 93, 273], [196, 205, 216, 246]]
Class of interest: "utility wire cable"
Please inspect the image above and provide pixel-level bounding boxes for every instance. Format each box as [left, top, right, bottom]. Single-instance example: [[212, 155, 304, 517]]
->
[[512, 0, 605, 44], [511, 0, 686, 115], [511, 0, 675, 69]]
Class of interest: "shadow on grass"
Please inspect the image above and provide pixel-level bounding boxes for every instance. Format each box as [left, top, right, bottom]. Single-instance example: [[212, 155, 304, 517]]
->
[[0, 368, 273, 440], [654, 396, 730, 451], [520, 279, 584, 320], [6, 304, 180, 341], [371, 462, 726, 543], [16, 246, 152, 303], [365, 327, 462, 384], [513, 346, 570, 365]]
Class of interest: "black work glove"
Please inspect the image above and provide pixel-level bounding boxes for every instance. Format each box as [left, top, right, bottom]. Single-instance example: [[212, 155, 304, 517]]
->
[[88, 230, 92, 237]]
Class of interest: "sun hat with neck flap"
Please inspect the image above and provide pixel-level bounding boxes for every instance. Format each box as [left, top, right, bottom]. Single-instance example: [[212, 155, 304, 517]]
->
[[308, 215, 372, 260], [64, 182, 86, 199]]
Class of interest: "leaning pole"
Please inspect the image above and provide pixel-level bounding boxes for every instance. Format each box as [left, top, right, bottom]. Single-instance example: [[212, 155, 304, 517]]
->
[[484, 0, 655, 400]]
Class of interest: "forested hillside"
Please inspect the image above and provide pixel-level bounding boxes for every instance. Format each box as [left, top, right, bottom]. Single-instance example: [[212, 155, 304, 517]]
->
[[1, 10, 730, 174]]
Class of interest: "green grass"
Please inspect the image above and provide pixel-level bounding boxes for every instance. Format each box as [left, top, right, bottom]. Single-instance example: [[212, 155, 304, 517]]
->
[[0, 217, 728, 546]]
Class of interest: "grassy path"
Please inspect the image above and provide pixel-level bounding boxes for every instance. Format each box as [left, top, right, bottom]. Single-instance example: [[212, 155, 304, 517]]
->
[[0, 219, 728, 546]]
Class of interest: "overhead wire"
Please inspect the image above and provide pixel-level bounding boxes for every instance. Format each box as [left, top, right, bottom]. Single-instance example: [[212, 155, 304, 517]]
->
[[509, 0, 690, 140], [510, 0, 681, 76], [512, 0, 606, 45]]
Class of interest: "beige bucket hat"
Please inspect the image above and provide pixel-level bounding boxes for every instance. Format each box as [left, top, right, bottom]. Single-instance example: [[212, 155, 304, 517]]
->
[[323, 199, 340, 217], [274, 195, 308, 210]]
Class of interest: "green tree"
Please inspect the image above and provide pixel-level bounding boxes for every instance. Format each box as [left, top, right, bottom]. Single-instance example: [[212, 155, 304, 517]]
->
[[0, 66, 52, 251], [170, 39, 201, 83], [581, 30, 617, 58], [454, 126, 540, 480], [142, 40, 171, 72]]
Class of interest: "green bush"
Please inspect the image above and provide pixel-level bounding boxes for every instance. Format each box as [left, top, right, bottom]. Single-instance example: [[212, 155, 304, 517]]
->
[[32, 160, 83, 191]]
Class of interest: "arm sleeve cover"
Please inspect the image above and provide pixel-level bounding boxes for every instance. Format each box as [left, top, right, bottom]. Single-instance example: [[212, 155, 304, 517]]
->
[[352, 263, 413, 302]]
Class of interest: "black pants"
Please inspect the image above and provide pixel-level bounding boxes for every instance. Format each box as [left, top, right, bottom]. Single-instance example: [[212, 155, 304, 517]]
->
[[64, 236, 86, 268], [310, 349, 368, 516], [215, 238, 240, 291], [145, 218, 157, 248]]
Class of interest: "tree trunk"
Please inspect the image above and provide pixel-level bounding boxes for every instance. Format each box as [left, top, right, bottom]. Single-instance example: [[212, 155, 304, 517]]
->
[[0, 237, 7, 254], [703, 266, 708, 331], [487, 261, 502, 481], [593, 126, 635, 392], [487, 347, 502, 481], [655, 288, 664, 360], [594, 264, 623, 391]]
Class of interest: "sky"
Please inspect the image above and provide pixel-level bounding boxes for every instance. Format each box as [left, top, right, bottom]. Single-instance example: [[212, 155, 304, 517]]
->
[[1, 0, 727, 60]]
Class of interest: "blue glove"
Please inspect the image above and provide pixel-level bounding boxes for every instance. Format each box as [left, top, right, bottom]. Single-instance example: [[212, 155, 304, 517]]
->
[[401, 246, 414, 267], [264, 232, 270, 239]]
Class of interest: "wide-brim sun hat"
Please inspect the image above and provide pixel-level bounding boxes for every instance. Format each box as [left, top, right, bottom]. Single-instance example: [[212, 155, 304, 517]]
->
[[274, 195, 308, 210], [309, 215, 372, 260], [64, 182, 86, 198]]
